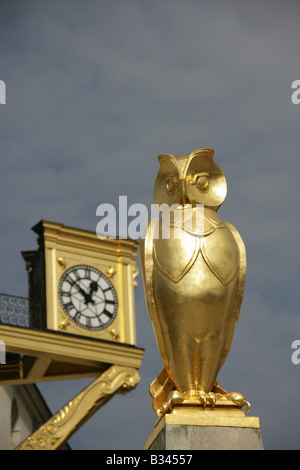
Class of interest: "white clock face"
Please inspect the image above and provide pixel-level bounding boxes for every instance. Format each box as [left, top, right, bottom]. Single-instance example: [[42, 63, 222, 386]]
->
[[58, 265, 118, 331]]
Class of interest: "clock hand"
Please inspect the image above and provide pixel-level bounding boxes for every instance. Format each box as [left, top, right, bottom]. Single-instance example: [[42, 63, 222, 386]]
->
[[74, 281, 99, 306], [82, 281, 98, 305], [73, 282, 91, 304], [89, 281, 98, 295]]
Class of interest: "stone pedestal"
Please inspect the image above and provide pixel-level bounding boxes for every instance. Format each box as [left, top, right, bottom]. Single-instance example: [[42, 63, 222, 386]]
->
[[144, 400, 264, 451]]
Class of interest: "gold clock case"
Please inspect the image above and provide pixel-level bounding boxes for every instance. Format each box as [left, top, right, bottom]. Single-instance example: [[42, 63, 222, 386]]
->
[[22, 220, 139, 345]]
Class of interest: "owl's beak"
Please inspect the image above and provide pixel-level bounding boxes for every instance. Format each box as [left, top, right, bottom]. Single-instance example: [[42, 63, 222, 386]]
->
[[178, 178, 190, 205]]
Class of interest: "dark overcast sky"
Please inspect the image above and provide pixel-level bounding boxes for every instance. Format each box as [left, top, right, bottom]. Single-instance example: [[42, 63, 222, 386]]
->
[[1, 0, 300, 450]]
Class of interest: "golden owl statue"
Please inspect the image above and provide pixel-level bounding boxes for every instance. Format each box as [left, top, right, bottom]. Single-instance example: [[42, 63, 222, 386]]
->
[[140, 148, 250, 416]]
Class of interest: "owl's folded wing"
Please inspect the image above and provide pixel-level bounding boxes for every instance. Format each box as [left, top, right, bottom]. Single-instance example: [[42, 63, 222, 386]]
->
[[139, 220, 170, 370], [139, 220, 156, 321], [219, 222, 247, 370]]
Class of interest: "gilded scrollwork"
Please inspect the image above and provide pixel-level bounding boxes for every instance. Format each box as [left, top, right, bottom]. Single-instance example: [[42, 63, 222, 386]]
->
[[16, 365, 140, 450]]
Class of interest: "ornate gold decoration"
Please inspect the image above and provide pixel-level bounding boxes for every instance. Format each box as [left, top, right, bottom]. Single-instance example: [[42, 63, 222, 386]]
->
[[15, 365, 140, 450], [106, 266, 116, 278], [57, 256, 67, 269], [140, 148, 249, 416], [58, 318, 71, 330], [109, 326, 120, 341]]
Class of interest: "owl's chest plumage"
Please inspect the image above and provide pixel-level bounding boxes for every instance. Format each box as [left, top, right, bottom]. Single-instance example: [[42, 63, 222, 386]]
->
[[153, 214, 239, 287], [151, 213, 240, 356]]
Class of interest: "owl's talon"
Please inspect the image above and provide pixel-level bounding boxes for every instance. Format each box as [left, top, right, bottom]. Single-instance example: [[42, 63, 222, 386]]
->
[[198, 390, 207, 407], [167, 390, 185, 409], [197, 391, 217, 408], [156, 390, 185, 416], [216, 391, 251, 413], [207, 392, 217, 407]]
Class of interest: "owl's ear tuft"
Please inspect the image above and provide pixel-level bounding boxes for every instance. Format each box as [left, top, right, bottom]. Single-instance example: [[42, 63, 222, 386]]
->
[[190, 148, 214, 160], [157, 153, 174, 165]]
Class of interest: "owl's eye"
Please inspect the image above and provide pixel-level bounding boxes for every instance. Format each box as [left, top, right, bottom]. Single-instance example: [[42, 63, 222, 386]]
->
[[189, 173, 209, 191], [165, 176, 178, 195]]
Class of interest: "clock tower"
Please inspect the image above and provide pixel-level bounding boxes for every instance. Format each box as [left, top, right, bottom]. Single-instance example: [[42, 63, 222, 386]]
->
[[22, 220, 139, 344]]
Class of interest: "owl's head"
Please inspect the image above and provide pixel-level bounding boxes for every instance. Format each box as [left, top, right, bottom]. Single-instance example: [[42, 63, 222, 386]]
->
[[153, 148, 227, 211]]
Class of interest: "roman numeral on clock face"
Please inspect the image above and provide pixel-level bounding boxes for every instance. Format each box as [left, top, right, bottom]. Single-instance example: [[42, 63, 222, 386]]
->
[[66, 274, 76, 285], [84, 267, 91, 278], [102, 287, 112, 293], [64, 301, 74, 313], [73, 311, 82, 322], [61, 289, 70, 297], [103, 309, 113, 318]]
